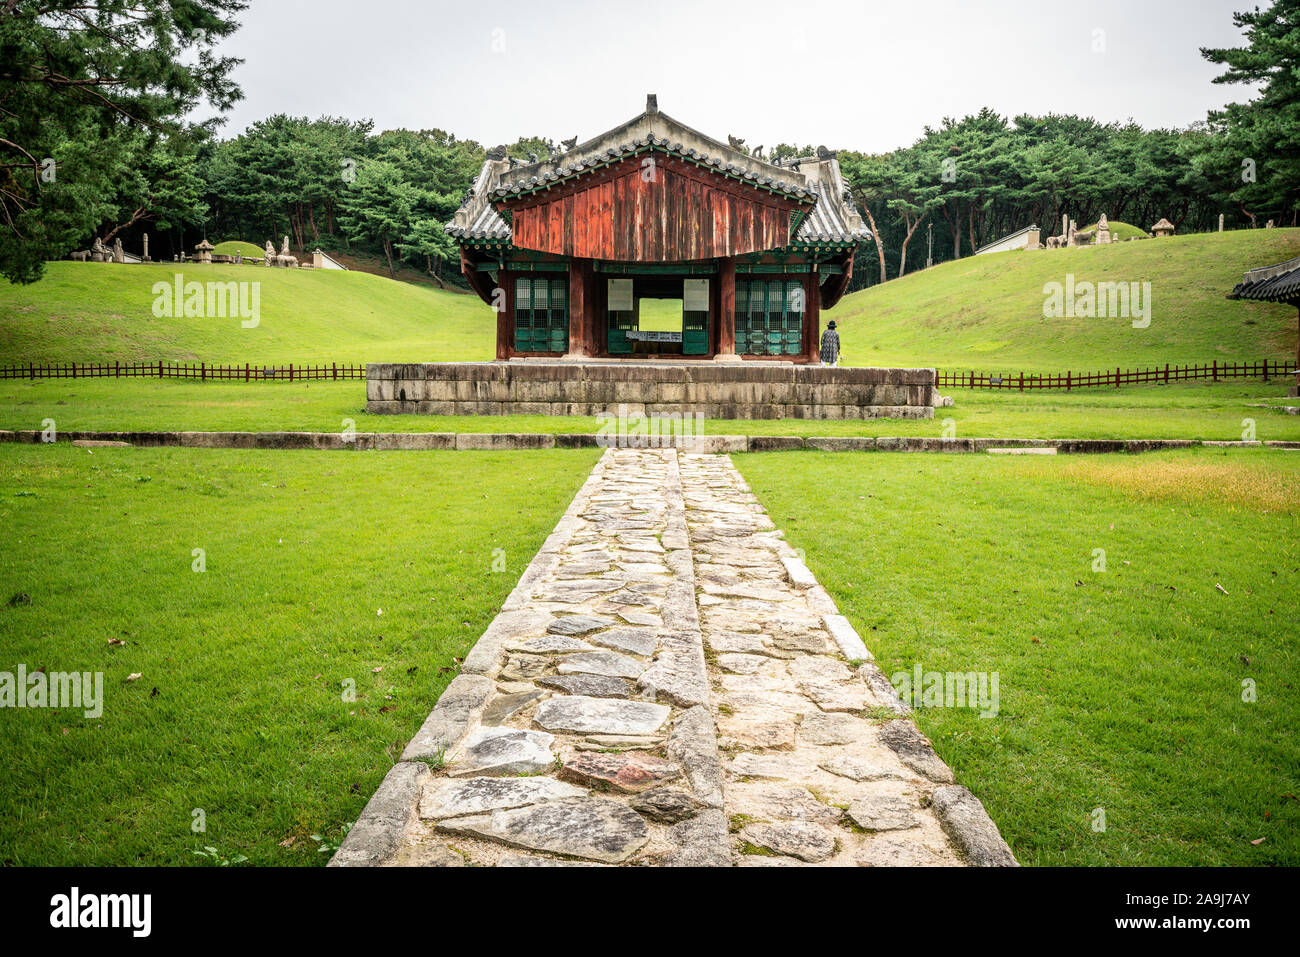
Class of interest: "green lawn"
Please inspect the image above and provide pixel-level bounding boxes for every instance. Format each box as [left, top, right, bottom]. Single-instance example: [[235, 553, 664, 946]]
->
[[638, 298, 684, 332], [736, 448, 1300, 866], [211, 240, 266, 260], [836, 228, 1300, 373], [2, 379, 1298, 442], [0, 261, 494, 365], [0, 443, 600, 865], [4, 230, 1297, 379]]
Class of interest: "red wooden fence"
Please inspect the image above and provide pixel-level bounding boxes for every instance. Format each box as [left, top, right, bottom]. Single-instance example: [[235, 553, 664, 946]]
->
[[937, 359, 1295, 391], [0, 362, 366, 382]]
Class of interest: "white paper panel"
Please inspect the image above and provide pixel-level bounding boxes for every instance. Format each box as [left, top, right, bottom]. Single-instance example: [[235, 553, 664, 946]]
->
[[607, 278, 633, 312], [683, 278, 710, 311]]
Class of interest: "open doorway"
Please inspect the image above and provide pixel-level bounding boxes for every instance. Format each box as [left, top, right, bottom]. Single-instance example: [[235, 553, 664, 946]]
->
[[605, 278, 710, 356]]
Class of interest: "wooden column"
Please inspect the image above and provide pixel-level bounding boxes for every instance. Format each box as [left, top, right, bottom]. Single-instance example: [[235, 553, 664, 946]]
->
[[1295, 305, 1299, 394], [717, 257, 736, 357], [804, 271, 821, 363], [496, 266, 511, 361], [567, 259, 594, 357]]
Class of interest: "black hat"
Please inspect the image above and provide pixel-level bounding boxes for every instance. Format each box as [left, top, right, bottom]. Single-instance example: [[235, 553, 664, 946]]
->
[[827, 320, 836, 329]]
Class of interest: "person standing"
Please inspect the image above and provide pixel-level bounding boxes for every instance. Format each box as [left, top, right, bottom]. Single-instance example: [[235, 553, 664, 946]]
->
[[819, 320, 841, 366]]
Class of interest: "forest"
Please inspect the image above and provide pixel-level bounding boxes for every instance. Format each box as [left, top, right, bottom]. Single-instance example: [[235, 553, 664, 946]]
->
[[1, 0, 1297, 289]]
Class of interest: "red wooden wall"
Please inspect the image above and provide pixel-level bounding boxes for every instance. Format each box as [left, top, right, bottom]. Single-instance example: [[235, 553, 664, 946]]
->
[[505, 154, 799, 262]]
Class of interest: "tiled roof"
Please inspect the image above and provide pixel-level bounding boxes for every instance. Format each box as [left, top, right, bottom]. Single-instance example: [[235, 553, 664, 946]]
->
[[1229, 256, 1300, 304], [447, 98, 870, 248]]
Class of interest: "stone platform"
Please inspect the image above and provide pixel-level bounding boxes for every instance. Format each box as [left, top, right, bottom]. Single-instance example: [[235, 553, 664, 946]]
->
[[366, 361, 937, 419]]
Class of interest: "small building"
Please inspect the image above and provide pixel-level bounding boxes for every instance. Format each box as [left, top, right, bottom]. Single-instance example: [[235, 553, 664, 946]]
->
[[975, 225, 1041, 256], [1228, 255, 1300, 394], [1151, 218, 1175, 238], [446, 95, 870, 362], [312, 249, 348, 270]]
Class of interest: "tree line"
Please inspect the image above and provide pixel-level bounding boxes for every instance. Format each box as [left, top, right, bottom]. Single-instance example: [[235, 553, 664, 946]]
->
[[1, 0, 1296, 287]]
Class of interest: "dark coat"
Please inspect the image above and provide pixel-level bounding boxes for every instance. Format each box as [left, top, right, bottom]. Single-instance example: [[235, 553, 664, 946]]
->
[[819, 328, 840, 364]]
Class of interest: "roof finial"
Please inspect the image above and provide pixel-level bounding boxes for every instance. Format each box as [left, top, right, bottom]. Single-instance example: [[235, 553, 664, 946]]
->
[[646, 93, 658, 114]]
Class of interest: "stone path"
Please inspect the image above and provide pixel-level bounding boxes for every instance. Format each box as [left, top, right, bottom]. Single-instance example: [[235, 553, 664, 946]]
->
[[332, 448, 1016, 867]]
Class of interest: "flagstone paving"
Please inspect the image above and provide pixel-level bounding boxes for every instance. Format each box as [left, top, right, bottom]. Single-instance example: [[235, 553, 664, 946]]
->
[[332, 448, 1016, 868]]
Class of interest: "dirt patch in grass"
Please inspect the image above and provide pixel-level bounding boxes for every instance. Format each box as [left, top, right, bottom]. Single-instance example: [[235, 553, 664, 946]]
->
[[1043, 456, 1300, 513]]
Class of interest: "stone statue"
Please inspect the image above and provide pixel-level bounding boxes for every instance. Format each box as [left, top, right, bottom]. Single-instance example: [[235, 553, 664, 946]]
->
[[112, 238, 124, 263], [272, 235, 298, 268], [91, 237, 107, 262], [1095, 214, 1111, 245], [264, 239, 275, 265], [752, 145, 764, 161], [728, 135, 745, 150], [560, 136, 578, 151], [141, 233, 150, 262]]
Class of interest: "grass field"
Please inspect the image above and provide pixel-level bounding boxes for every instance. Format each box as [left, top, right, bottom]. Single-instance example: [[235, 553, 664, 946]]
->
[[0, 444, 600, 865], [835, 228, 1300, 373], [211, 240, 266, 260], [4, 230, 1297, 378], [2, 379, 1297, 441], [736, 448, 1300, 866], [0, 262, 492, 365]]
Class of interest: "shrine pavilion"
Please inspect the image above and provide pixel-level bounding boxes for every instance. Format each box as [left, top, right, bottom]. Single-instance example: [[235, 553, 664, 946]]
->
[[446, 95, 870, 363]]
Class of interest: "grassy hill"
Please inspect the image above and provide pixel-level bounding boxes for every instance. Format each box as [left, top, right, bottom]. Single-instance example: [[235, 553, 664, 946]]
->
[[831, 228, 1300, 373], [1, 229, 1298, 371], [212, 240, 266, 260], [0, 262, 495, 364], [1082, 219, 1147, 241]]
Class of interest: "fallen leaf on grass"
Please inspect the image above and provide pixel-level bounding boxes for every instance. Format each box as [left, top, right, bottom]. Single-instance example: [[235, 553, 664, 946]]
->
[[1215, 583, 1229, 595], [107, 637, 125, 646], [371, 666, 383, 673], [125, 673, 142, 682], [1250, 837, 1266, 846]]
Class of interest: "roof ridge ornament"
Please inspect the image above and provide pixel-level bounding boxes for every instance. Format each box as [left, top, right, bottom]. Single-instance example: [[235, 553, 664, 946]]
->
[[646, 93, 658, 114]]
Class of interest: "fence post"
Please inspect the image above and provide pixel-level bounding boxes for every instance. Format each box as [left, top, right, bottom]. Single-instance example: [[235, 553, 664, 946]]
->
[[1115, 366, 1120, 388], [1019, 372, 1023, 392], [1263, 358, 1269, 382], [201, 362, 205, 382], [332, 362, 337, 381], [1212, 359, 1217, 382]]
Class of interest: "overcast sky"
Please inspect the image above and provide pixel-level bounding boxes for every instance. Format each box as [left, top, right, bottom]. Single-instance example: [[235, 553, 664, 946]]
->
[[212, 0, 1258, 152]]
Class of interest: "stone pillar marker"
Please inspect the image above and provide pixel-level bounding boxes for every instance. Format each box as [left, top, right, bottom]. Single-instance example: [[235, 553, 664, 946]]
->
[[1219, 213, 1225, 233], [112, 238, 124, 263], [142, 233, 150, 262]]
